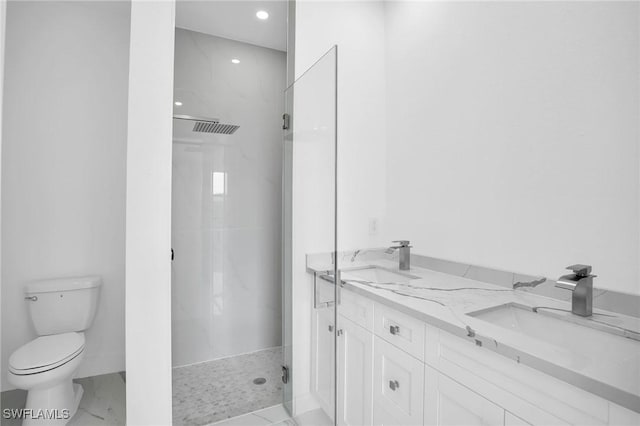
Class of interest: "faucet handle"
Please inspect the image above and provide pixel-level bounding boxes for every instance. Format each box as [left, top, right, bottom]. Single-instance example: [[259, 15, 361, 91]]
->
[[392, 240, 410, 246], [566, 264, 592, 277]]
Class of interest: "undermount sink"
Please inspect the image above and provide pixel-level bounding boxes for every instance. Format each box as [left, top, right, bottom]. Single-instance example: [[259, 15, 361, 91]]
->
[[467, 303, 640, 379], [341, 266, 420, 284]]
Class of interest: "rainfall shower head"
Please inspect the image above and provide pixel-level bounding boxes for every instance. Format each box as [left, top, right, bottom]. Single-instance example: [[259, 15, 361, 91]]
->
[[193, 122, 240, 135], [173, 114, 240, 135]]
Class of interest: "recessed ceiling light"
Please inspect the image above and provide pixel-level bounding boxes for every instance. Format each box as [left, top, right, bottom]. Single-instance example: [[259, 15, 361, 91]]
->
[[174, 101, 183, 106], [256, 10, 269, 20], [231, 58, 240, 64]]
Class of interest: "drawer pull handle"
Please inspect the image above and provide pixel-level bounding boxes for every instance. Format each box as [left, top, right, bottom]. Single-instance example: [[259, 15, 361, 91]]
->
[[389, 325, 400, 335], [389, 380, 400, 391], [328, 325, 334, 332]]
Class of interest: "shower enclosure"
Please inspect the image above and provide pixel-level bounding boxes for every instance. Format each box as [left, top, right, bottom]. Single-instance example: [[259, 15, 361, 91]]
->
[[169, 20, 339, 424], [170, 28, 288, 425]]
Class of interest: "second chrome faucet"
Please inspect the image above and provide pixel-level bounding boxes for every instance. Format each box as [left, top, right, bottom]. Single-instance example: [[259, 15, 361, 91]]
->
[[556, 264, 595, 317], [386, 240, 412, 270]]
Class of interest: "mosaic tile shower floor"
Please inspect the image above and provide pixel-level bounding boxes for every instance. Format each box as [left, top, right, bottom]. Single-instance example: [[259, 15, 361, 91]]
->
[[172, 347, 283, 426]]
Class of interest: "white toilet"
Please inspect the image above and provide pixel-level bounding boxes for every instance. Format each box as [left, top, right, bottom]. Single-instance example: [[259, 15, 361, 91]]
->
[[8, 276, 102, 426]]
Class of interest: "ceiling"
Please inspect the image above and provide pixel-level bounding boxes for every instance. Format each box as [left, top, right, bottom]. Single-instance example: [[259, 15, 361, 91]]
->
[[175, 1, 287, 52]]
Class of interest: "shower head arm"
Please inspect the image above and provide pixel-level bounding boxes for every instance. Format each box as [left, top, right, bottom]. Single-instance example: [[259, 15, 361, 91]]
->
[[172, 114, 220, 123]]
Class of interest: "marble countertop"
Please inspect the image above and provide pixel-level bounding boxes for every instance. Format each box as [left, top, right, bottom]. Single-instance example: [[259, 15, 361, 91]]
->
[[306, 253, 640, 413]]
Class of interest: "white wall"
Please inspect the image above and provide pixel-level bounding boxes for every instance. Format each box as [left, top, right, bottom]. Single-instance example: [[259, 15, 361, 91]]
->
[[384, 1, 640, 295], [125, 0, 175, 424], [0, 0, 130, 391], [171, 29, 286, 366], [296, 0, 388, 251], [292, 0, 387, 413]]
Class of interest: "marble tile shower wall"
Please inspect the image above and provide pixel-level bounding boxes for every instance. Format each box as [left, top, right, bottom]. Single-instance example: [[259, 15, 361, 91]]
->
[[171, 28, 286, 366]]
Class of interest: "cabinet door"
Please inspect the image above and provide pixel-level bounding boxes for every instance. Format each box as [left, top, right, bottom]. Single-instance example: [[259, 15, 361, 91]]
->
[[312, 307, 335, 418], [373, 336, 424, 425], [424, 366, 504, 426], [337, 315, 373, 426]]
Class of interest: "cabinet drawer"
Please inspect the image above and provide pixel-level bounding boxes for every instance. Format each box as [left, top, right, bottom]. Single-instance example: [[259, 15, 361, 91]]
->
[[339, 287, 374, 329], [373, 336, 424, 425], [374, 302, 425, 360], [424, 366, 504, 426]]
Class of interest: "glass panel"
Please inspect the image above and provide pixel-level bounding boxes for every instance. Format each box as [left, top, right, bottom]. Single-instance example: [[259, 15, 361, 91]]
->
[[282, 46, 337, 424]]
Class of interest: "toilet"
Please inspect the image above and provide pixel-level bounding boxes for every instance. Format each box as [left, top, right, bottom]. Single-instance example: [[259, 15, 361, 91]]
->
[[8, 276, 102, 426]]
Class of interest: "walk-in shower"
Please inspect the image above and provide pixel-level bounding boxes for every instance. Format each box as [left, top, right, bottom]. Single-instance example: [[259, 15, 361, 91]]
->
[[170, 23, 286, 425]]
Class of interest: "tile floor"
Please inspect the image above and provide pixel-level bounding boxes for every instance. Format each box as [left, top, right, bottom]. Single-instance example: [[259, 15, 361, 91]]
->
[[0, 372, 126, 426], [1, 350, 330, 426], [173, 347, 283, 426]]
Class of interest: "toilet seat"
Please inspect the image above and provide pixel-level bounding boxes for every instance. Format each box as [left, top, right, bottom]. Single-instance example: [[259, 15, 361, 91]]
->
[[9, 332, 85, 375]]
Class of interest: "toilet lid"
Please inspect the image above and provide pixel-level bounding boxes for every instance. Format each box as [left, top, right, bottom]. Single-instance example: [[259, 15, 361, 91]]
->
[[9, 332, 85, 374]]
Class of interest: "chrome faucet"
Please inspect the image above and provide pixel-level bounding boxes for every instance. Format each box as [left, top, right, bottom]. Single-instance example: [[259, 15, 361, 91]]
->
[[555, 264, 596, 317], [385, 240, 412, 270]]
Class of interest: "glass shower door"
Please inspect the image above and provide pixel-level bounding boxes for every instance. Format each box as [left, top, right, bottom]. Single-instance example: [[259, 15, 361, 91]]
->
[[282, 46, 338, 423]]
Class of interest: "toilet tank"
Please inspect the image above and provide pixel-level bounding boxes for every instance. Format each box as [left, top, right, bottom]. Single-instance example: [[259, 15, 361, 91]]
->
[[24, 276, 102, 336]]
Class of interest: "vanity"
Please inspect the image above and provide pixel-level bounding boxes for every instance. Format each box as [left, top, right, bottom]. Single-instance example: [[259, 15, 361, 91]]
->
[[306, 251, 640, 426]]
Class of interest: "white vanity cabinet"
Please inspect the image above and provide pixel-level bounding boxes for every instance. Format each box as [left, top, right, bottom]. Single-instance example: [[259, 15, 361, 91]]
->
[[424, 365, 503, 426], [431, 325, 604, 426], [309, 286, 639, 426]]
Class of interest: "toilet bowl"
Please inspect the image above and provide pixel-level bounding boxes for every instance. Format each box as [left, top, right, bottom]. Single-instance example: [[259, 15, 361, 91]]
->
[[8, 333, 86, 426], [7, 276, 101, 425]]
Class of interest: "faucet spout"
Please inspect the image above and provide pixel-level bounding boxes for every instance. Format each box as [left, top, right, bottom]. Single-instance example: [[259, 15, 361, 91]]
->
[[555, 264, 595, 317], [387, 240, 412, 270]]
